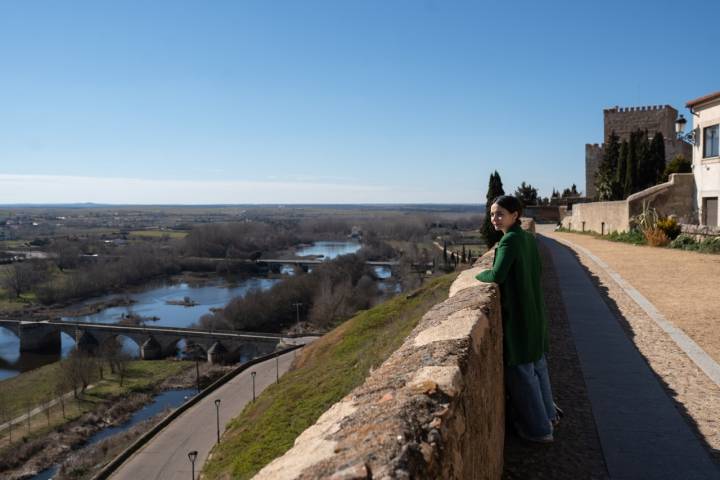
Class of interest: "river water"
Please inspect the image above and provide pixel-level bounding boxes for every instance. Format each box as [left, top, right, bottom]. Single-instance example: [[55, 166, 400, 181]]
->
[[32, 388, 197, 480], [0, 241, 370, 381]]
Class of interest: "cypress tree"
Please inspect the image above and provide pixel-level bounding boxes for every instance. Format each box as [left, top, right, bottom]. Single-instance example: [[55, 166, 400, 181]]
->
[[625, 131, 639, 197], [461, 245, 467, 263], [649, 132, 666, 185], [443, 241, 448, 265], [595, 131, 620, 200], [616, 140, 628, 199], [481, 171, 505, 249], [636, 130, 652, 190]]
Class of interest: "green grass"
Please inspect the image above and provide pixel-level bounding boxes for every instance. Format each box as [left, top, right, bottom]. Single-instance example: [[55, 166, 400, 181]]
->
[[128, 230, 188, 239], [0, 359, 192, 420], [556, 226, 647, 245], [202, 273, 458, 480]]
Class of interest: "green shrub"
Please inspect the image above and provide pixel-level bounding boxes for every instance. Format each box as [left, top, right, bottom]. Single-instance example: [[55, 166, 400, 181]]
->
[[656, 217, 681, 240], [698, 237, 720, 254], [607, 229, 647, 245], [669, 234, 697, 250]]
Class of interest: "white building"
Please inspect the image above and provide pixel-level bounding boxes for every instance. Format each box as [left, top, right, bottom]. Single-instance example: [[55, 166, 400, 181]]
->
[[686, 91, 720, 226]]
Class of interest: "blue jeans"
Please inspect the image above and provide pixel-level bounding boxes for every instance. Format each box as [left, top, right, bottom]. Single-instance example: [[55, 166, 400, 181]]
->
[[505, 354, 556, 438]]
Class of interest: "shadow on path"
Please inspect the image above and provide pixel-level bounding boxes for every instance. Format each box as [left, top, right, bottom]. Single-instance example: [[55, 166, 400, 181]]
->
[[551, 238, 720, 467], [502, 241, 608, 480]]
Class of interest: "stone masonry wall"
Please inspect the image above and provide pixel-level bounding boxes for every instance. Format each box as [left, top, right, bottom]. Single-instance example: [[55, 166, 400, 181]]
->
[[585, 143, 604, 199], [561, 200, 629, 234], [627, 173, 696, 222], [252, 235, 510, 480], [603, 105, 677, 141], [562, 173, 696, 234]]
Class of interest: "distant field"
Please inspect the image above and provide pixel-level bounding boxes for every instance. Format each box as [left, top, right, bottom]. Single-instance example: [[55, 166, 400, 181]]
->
[[128, 229, 189, 239]]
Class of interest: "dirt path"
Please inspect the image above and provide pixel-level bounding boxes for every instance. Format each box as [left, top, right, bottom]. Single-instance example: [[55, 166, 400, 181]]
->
[[541, 227, 720, 462]]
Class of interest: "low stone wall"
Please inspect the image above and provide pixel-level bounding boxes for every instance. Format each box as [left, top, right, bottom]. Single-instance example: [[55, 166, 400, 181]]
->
[[627, 173, 695, 222], [252, 248, 505, 479], [561, 200, 629, 234], [681, 223, 720, 240], [561, 174, 696, 234]]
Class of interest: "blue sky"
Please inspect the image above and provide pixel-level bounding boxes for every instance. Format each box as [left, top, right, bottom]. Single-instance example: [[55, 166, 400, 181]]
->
[[1, 0, 718, 204]]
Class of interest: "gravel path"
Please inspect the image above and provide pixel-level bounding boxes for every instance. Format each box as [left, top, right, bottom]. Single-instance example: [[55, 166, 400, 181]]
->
[[542, 228, 720, 465], [504, 227, 720, 477]]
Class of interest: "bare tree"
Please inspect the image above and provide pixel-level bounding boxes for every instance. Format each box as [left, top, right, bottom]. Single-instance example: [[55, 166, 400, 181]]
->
[[54, 378, 68, 418], [0, 262, 41, 298], [0, 391, 11, 443], [113, 351, 132, 387]]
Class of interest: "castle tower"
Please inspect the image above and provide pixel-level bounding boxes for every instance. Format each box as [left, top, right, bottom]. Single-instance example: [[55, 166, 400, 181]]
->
[[585, 105, 692, 198]]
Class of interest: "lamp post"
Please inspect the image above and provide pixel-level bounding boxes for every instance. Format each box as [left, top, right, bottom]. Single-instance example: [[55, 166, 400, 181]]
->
[[275, 355, 279, 384], [251, 371, 256, 402], [292, 302, 302, 326], [214, 399, 221, 444], [188, 450, 198, 480], [676, 114, 697, 145]]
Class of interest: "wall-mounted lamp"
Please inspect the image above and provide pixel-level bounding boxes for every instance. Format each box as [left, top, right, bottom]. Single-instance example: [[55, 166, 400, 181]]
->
[[675, 115, 697, 145]]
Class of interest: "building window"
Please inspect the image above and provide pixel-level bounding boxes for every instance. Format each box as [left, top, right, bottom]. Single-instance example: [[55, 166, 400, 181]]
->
[[703, 124, 719, 158]]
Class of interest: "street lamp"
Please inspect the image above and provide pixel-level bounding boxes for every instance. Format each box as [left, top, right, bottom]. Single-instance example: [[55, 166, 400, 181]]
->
[[292, 302, 302, 326], [251, 371, 256, 402], [214, 398, 221, 444], [275, 355, 279, 384], [676, 114, 697, 145], [188, 450, 198, 480]]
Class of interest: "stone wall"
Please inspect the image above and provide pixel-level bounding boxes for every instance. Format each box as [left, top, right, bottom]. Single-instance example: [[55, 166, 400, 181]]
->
[[524, 206, 561, 223], [562, 173, 696, 234], [561, 200, 629, 234], [603, 105, 677, 141], [585, 144, 604, 199], [627, 173, 696, 222], [252, 239, 508, 480], [680, 223, 720, 240]]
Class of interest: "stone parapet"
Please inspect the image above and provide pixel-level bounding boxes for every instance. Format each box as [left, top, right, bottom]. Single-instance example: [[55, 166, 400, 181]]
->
[[253, 246, 506, 479]]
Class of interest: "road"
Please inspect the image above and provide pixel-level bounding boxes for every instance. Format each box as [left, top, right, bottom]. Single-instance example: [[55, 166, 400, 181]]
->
[[109, 341, 313, 480]]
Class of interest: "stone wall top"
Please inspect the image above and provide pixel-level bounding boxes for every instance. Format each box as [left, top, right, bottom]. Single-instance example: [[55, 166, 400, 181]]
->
[[251, 223, 523, 480]]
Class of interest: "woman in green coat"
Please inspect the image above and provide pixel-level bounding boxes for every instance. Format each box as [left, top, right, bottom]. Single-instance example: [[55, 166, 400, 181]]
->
[[476, 195, 557, 443]]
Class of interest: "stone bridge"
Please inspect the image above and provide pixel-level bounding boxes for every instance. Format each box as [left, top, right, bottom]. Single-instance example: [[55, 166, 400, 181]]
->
[[0, 319, 285, 363]]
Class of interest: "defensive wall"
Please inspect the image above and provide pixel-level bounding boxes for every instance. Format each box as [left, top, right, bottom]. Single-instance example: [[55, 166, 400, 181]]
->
[[250, 222, 541, 480], [562, 173, 695, 234]]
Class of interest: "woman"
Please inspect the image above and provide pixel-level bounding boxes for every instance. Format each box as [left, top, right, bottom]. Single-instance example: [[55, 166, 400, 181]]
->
[[475, 195, 557, 443]]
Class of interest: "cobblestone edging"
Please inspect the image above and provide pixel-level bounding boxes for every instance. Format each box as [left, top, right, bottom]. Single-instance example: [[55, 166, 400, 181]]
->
[[252, 252, 506, 479]]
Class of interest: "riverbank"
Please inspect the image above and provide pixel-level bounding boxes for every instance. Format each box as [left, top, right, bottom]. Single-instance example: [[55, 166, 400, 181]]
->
[[0, 359, 230, 479]]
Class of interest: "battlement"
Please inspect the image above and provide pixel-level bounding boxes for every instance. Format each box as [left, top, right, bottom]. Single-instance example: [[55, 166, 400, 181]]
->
[[604, 105, 673, 113], [586, 143, 603, 149]]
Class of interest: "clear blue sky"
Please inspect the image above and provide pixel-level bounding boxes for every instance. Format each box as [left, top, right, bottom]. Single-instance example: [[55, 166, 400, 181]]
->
[[1, 0, 718, 204]]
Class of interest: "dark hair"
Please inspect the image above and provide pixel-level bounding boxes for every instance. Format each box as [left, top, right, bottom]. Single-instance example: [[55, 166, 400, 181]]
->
[[492, 195, 523, 226]]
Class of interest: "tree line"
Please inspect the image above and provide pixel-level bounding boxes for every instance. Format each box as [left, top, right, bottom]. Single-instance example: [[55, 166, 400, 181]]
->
[[594, 130, 691, 201]]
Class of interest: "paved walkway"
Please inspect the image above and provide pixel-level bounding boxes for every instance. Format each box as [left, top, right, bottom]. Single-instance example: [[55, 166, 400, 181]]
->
[[540, 234, 720, 479], [109, 345, 308, 480]]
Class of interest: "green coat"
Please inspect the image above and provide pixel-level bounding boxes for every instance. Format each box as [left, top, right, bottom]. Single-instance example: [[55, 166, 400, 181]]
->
[[475, 224, 549, 366]]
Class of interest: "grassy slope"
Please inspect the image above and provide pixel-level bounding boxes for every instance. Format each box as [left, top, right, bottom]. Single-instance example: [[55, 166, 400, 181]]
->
[[0, 359, 191, 422], [203, 272, 458, 480]]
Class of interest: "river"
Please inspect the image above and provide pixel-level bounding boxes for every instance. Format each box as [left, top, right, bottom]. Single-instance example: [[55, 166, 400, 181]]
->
[[0, 240, 375, 380], [32, 388, 197, 480]]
